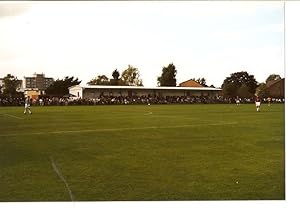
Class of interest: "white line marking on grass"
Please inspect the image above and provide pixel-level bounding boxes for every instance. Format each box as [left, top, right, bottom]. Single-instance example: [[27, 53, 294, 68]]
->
[[144, 112, 153, 115], [2, 114, 24, 120], [50, 156, 74, 201], [0, 122, 238, 137], [209, 122, 237, 126]]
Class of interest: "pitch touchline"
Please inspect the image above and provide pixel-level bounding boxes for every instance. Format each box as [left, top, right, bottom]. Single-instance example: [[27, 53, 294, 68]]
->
[[50, 156, 74, 202], [0, 122, 237, 137], [1, 114, 24, 120]]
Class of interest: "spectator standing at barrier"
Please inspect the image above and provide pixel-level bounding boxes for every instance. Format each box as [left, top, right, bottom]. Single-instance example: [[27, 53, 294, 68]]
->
[[236, 96, 241, 106], [39, 98, 44, 106], [267, 97, 271, 106]]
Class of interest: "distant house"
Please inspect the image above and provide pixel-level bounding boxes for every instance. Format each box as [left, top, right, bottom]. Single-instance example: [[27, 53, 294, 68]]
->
[[178, 79, 204, 87], [265, 78, 285, 98]]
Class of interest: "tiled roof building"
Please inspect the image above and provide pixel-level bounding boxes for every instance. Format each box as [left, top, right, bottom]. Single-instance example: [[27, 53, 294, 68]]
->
[[178, 79, 204, 87], [266, 78, 285, 98]]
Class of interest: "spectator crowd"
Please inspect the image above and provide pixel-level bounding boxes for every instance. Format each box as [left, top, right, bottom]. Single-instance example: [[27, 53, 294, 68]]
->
[[0, 95, 285, 106]]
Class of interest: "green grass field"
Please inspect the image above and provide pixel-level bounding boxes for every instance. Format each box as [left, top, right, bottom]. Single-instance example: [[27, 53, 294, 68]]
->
[[0, 104, 284, 201]]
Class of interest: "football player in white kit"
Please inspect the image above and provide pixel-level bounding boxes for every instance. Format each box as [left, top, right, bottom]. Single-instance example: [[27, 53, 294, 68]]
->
[[24, 96, 32, 114]]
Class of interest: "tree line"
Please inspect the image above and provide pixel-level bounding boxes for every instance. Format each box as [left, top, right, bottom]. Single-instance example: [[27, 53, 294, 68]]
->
[[87, 65, 143, 86], [0, 63, 282, 98]]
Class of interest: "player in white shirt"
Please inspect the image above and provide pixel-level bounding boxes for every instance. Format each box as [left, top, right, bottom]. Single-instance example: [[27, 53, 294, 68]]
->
[[24, 96, 32, 114], [255, 96, 261, 112]]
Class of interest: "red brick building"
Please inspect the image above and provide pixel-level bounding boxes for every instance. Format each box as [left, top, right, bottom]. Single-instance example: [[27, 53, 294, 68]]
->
[[178, 79, 204, 87], [266, 78, 285, 98]]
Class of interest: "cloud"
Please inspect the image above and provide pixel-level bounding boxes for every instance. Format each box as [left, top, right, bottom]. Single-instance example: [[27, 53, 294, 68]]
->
[[0, 1, 284, 87], [0, 2, 31, 17]]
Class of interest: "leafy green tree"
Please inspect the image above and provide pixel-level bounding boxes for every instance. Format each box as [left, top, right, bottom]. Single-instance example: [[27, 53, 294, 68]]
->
[[222, 82, 237, 97], [121, 65, 143, 86], [45, 76, 81, 96], [222, 71, 258, 98], [112, 69, 120, 80], [87, 75, 110, 85], [157, 63, 177, 86], [199, 78, 207, 86], [191, 77, 208, 87], [110, 69, 124, 85], [3, 74, 20, 97], [237, 84, 252, 98], [266, 74, 281, 83], [195, 77, 208, 87]]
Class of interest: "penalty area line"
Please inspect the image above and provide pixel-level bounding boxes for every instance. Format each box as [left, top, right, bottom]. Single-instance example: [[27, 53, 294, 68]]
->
[[1, 113, 24, 120], [50, 156, 74, 202]]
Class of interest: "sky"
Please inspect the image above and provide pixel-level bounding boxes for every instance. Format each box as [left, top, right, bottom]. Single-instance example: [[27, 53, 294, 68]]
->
[[0, 1, 284, 87]]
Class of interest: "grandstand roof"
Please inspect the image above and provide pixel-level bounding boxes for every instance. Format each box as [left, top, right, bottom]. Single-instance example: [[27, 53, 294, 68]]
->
[[69, 85, 222, 91]]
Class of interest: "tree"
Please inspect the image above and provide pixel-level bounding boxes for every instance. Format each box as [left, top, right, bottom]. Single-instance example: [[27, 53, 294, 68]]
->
[[157, 63, 177, 86], [121, 65, 143, 86], [45, 76, 81, 96], [2, 74, 20, 97], [193, 77, 208, 87], [110, 69, 124, 85], [191, 77, 209, 87], [237, 84, 252, 98], [222, 71, 258, 98], [0, 85, 3, 95], [222, 82, 237, 97], [112, 69, 120, 80], [266, 74, 281, 83], [199, 78, 207, 86], [87, 75, 109, 85]]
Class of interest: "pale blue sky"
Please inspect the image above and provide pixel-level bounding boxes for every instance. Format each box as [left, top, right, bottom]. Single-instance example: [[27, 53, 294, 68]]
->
[[0, 1, 284, 87]]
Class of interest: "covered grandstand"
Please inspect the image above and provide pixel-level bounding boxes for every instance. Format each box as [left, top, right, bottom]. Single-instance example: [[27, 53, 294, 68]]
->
[[68, 85, 222, 99]]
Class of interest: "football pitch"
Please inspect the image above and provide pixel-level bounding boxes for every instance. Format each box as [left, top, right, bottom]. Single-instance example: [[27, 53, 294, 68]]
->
[[0, 104, 284, 201]]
